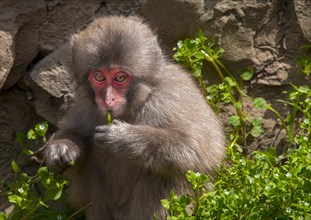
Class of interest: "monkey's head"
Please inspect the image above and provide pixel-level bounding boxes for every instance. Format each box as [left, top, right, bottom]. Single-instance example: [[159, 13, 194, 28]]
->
[[71, 16, 163, 118]]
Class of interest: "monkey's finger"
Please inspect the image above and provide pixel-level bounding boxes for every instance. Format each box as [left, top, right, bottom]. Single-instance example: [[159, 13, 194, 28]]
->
[[95, 125, 110, 132], [112, 119, 122, 125], [50, 156, 72, 173], [45, 142, 76, 173], [46, 154, 68, 173], [52, 162, 68, 174]]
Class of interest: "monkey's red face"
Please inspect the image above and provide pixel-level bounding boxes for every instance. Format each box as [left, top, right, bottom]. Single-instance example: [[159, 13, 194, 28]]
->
[[88, 67, 132, 116]]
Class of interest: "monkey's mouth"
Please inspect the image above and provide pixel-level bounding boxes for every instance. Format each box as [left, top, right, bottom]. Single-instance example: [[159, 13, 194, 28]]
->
[[96, 104, 125, 119], [96, 103, 110, 113]]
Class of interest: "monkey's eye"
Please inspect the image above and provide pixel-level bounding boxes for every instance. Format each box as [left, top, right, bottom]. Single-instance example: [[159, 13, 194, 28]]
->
[[93, 72, 106, 82], [114, 72, 127, 83]]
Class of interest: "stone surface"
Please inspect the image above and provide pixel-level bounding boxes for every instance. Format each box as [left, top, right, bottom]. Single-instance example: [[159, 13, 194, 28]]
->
[[294, 0, 311, 41], [0, 31, 14, 89], [28, 43, 76, 125], [140, 0, 207, 50]]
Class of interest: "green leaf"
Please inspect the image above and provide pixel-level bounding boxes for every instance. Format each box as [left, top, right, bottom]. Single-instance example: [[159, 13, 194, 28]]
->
[[39, 198, 49, 208], [27, 129, 37, 140], [11, 160, 20, 174], [224, 77, 236, 87], [161, 199, 170, 209], [213, 48, 224, 59], [298, 85, 310, 93], [193, 68, 202, 78], [228, 115, 241, 127], [8, 195, 22, 205], [254, 98, 267, 110], [34, 121, 48, 137], [251, 118, 263, 127], [0, 212, 7, 220], [46, 188, 64, 201], [16, 132, 26, 146], [300, 44, 311, 51], [251, 118, 264, 137], [38, 167, 67, 201], [194, 52, 204, 60], [240, 67, 253, 81], [22, 148, 34, 156], [234, 101, 242, 110]]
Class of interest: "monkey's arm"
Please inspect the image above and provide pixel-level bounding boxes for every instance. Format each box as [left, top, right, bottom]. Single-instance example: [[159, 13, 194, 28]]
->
[[95, 120, 207, 175]]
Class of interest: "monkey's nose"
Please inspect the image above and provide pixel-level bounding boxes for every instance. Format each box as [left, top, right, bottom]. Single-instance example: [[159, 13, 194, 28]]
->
[[106, 98, 115, 107], [105, 86, 116, 107]]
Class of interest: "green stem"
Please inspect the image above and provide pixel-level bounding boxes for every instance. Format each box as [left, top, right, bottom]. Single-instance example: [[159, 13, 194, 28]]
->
[[211, 59, 225, 81], [215, 59, 248, 97], [229, 133, 240, 150], [107, 111, 112, 125], [204, 52, 249, 149], [265, 104, 288, 136], [20, 202, 42, 220], [196, 76, 207, 97], [239, 80, 247, 154], [68, 202, 92, 219], [287, 99, 299, 143], [201, 51, 224, 81]]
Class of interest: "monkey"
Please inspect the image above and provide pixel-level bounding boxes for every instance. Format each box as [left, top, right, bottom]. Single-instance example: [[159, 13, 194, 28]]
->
[[44, 15, 225, 219]]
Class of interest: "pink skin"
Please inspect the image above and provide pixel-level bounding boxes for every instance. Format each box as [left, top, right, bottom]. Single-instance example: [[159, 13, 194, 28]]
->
[[88, 67, 132, 116]]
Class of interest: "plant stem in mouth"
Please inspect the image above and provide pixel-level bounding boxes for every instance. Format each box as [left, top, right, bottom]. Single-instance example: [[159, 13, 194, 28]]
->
[[107, 111, 112, 125]]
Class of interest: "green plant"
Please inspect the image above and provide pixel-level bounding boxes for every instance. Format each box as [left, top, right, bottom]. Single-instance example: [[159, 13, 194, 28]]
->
[[296, 44, 311, 78], [174, 32, 311, 152], [16, 122, 48, 156], [1, 163, 67, 220], [173, 31, 272, 154], [161, 81, 311, 219], [161, 144, 311, 220], [279, 84, 311, 145], [160, 34, 311, 219], [0, 122, 71, 220]]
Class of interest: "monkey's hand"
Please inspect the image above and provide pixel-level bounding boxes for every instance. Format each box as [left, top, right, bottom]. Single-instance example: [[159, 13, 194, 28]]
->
[[44, 139, 80, 173], [95, 120, 138, 154]]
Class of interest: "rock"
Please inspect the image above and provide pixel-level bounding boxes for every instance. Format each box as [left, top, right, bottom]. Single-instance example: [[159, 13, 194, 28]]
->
[[0, 0, 104, 89], [140, 0, 207, 50], [0, 31, 15, 90], [220, 26, 256, 62], [0, 88, 49, 175], [28, 43, 76, 125], [294, 0, 311, 41]]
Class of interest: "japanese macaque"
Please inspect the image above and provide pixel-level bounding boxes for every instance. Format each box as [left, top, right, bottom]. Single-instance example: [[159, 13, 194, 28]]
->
[[44, 16, 225, 219]]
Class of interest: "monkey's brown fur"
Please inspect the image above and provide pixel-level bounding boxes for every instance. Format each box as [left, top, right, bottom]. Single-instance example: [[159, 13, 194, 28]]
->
[[44, 16, 225, 219]]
